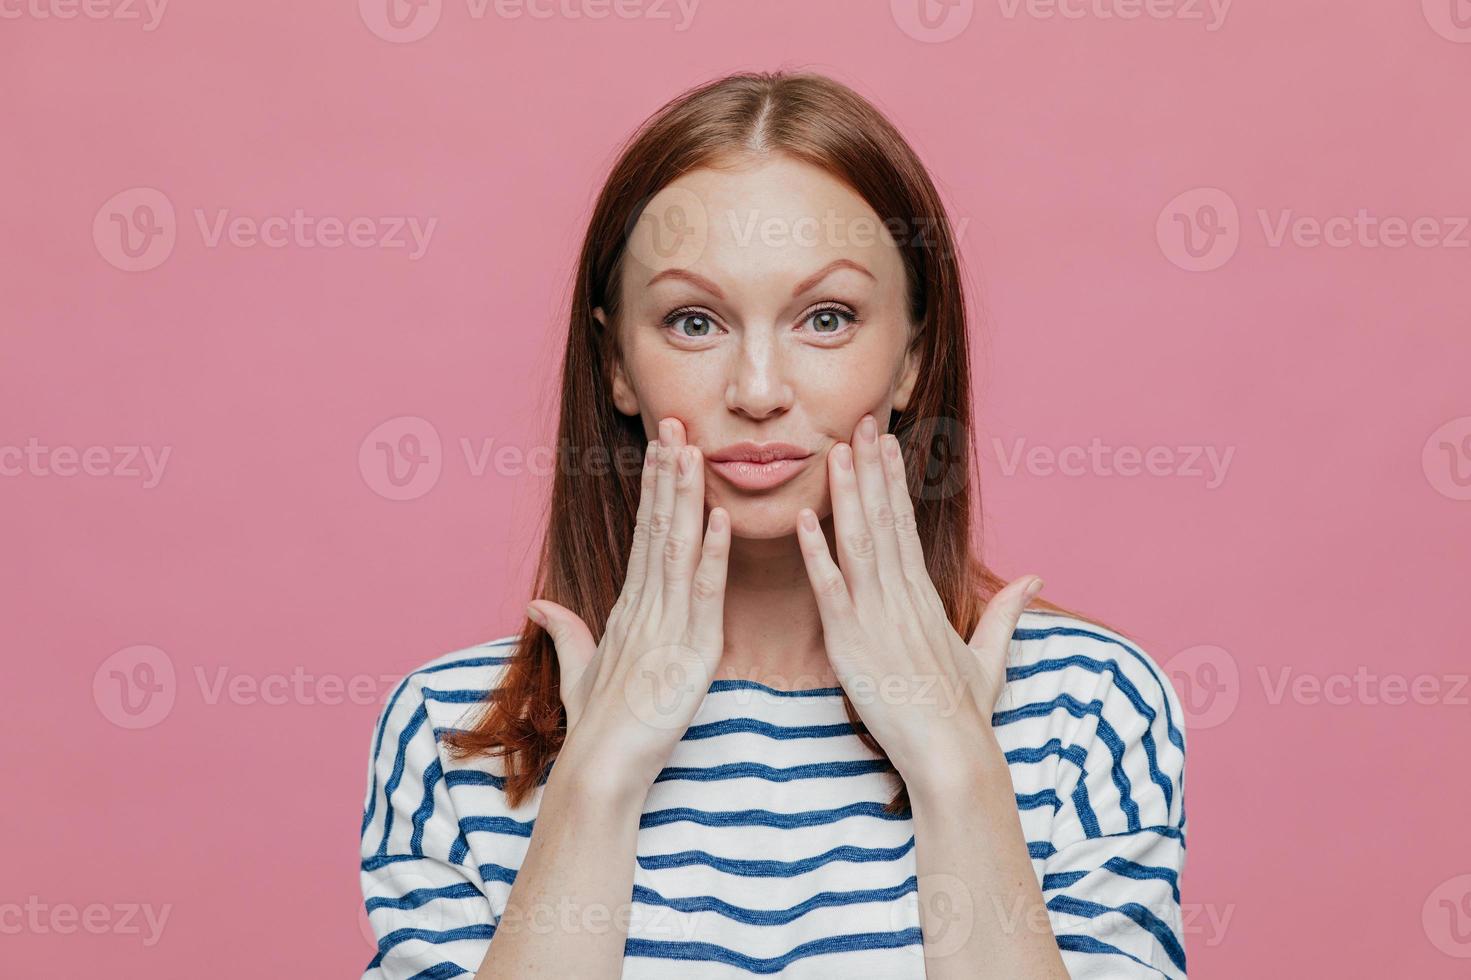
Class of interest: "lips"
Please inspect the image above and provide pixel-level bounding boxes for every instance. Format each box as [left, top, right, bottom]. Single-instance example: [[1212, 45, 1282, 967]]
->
[[706, 442, 813, 491]]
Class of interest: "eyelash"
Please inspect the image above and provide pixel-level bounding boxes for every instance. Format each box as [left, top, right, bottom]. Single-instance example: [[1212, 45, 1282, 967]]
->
[[661, 303, 861, 340]]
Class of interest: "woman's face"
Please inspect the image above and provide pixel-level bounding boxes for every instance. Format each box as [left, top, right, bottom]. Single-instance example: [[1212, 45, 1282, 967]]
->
[[596, 153, 919, 540]]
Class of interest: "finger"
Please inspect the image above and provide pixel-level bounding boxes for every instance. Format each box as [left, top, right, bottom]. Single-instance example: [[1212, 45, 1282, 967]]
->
[[684, 507, 730, 665], [850, 413, 905, 593], [527, 600, 597, 719], [880, 432, 941, 610], [663, 423, 704, 610], [617, 435, 659, 603], [968, 575, 1045, 657], [643, 418, 683, 600], [827, 441, 883, 610], [794, 508, 868, 678]]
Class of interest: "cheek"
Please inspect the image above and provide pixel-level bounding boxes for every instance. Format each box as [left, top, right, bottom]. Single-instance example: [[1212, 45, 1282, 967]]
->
[[625, 347, 726, 426], [795, 347, 899, 419]]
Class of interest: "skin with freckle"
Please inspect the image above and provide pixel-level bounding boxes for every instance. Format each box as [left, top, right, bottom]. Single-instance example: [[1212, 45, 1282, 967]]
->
[[594, 152, 919, 540]]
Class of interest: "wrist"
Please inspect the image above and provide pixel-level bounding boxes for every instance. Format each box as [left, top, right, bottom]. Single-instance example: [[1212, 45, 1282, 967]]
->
[[549, 727, 659, 812], [904, 727, 1010, 811]]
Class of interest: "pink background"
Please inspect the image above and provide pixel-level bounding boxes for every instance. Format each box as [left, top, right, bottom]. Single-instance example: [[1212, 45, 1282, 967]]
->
[[4, 1, 1469, 976]]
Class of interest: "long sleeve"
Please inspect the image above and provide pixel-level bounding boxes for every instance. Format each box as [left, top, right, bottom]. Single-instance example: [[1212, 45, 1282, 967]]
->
[[360, 670, 498, 980], [1029, 631, 1189, 978]]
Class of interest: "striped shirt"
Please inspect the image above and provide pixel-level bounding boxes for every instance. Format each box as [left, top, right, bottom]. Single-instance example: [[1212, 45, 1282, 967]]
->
[[360, 608, 1188, 978]]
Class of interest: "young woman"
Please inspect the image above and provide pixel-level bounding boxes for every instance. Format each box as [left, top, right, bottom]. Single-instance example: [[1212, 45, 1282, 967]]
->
[[360, 70, 1187, 980]]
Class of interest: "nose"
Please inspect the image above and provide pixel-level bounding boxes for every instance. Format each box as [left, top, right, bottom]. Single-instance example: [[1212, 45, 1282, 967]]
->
[[724, 328, 794, 421]]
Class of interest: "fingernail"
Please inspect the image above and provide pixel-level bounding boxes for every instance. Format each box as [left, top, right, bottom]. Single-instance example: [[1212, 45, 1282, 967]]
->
[[525, 603, 547, 626], [861, 415, 877, 442], [835, 443, 853, 471], [800, 509, 818, 532], [660, 418, 672, 442], [711, 508, 727, 532], [882, 434, 900, 459], [1024, 577, 1044, 599], [677, 447, 692, 482]]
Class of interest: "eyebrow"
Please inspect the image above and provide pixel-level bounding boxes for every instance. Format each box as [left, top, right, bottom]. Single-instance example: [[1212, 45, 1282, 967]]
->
[[644, 258, 875, 300]]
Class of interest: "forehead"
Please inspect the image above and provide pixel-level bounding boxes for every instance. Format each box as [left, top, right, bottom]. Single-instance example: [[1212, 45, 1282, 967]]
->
[[621, 154, 908, 292]]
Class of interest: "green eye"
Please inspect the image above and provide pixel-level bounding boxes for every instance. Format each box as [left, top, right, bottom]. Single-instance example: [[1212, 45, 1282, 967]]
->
[[805, 306, 858, 334], [674, 314, 713, 337]]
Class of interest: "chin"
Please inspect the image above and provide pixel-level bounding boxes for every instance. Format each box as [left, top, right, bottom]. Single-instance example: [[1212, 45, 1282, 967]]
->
[[718, 494, 827, 540]]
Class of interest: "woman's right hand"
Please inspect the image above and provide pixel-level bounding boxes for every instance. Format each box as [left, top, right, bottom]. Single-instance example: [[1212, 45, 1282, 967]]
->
[[525, 416, 730, 793]]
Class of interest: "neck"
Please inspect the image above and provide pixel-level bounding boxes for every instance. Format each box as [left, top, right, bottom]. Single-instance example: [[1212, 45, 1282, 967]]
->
[[715, 518, 839, 690]]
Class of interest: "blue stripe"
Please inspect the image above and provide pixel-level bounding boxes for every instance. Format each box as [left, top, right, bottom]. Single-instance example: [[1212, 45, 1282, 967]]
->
[[630, 875, 919, 926], [994, 694, 1141, 832], [1005, 738, 1099, 836], [458, 815, 535, 839], [366, 882, 482, 914], [682, 717, 862, 741], [1045, 857, 1182, 904], [639, 801, 907, 831], [638, 836, 916, 877], [403, 964, 470, 980], [1012, 625, 1185, 752], [623, 928, 923, 973], [1010, 654, 1177, 812], [367, 924, 496, 969], [375, 687, 496, 857], [1056, 931, 1182, 974], [477, 862, 519, 886], [360, 650, 512, 840], [410, 758, 443, 857], [1048, 894, 1186, 971], [654, 759, 891, 784], [1016, 789, 1064, 812], [376, 702, 429, 856], [707, 679, 844, 697]]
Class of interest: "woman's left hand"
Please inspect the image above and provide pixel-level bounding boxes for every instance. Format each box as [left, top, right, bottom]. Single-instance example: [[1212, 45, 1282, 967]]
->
[[794, 413, 1044, 797]]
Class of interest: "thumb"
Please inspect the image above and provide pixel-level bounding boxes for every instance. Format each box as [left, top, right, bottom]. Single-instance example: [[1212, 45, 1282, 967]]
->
[[968, 575, 1044, 656], [526, 600, 597, 713]]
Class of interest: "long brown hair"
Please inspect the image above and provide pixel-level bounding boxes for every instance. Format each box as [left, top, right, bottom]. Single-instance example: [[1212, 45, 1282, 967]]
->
[[442, 69, 1120, 814]]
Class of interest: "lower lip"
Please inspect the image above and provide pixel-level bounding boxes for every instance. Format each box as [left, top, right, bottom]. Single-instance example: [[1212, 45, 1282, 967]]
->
[[708, 456, 811, 491]]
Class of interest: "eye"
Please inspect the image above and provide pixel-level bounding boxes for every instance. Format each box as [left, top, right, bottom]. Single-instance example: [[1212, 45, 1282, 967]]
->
[[802, 304, 860, 336], [663, 307, 720, 340]]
